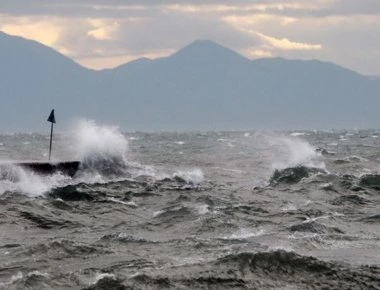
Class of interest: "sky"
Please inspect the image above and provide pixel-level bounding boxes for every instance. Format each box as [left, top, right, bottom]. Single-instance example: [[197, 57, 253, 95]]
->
[[0, 0, 379, 75]]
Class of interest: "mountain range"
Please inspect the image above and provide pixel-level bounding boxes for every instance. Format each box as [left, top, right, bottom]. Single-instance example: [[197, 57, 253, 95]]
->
[[1, 31, 379, 132]]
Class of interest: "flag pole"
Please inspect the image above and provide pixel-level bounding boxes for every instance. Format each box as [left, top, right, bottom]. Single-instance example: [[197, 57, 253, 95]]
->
[[49, 122, 54, 161], [47, 109, 56, 161]]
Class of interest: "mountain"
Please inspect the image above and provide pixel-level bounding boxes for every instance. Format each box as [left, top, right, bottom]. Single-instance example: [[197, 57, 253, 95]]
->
[[0, 32, 103, 131], [0, 32, 379, 132]]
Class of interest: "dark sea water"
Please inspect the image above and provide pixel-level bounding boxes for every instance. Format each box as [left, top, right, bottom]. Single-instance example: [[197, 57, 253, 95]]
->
[[0, 121, 379, 289]]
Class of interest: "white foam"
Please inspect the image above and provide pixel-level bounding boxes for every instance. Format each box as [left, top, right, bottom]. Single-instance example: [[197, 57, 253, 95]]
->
[[281, 203, 297, 211], [193, 204, 209, 215], [27, 271, 49, 278], [288, 232, 319, 240], [303, 200, 313, 206], [339, 135, 348, 141], [0, 272, 23, 288], [0, 165, 70, 197], [224, 228, 265, 240], [107, 197, 137, 207], [92, 273, 116, 284], [153, 209, 165, 217], [129, 163, 158, 179], [211, 166, 244, 174], [173, 168, 204, 184], [71, 119, 128, 163], [290, 132, 306, 136], [269, 243, 294, 252], [1, 120, 132, 196], [320, 183, 333, 189], [262, 134, 325, 170]]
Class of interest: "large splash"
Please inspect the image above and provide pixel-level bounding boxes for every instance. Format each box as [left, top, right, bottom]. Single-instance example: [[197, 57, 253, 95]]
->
[[0, 120, 205, 196], [173, 168, 204, 185], [71, 120, 130, 179], [0, 164, 69, 197], [0, 121, 209, 196], [73, 120, 128, 163], [257, 133, 325, 170], [0, 120, 133, 196]]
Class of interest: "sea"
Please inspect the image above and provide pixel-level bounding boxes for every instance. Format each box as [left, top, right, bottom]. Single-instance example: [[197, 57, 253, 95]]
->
[[0, 120, 379, 289]]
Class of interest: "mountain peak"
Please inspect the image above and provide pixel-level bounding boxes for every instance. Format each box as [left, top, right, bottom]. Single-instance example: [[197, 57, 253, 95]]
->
[[172, 39, 248, 63], [186, 39, 222, 48]]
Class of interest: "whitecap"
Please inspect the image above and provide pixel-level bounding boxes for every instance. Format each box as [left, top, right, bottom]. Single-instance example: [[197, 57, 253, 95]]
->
[[107, 197, 137, 207], [0, 165, 70, 197], [92, 273, 116, 284], [290, 132, 306, 137], [223, 228, 265, 240], [153, 209, 166, 217], [281, 203, 297, 211], [173, 168, 204, 185], [0, 272, 23, 288], [264, 134, 325, 170], [193, 204, 209, 215], [27, 271, 49, 278]]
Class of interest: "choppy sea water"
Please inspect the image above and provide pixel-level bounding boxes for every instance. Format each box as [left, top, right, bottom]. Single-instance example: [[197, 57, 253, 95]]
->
[[0, 121, 379, 289]]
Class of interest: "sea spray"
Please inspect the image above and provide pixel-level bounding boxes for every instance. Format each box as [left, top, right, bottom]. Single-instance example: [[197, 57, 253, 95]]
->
[[71, 120, 130, 177], [0, 121, 207, 196], [0, 120, 132, 196], [0, 164, 68, 196], [173, 168, 204, 185], [258, 133, 325, 170], [72, 120, 128, 161]]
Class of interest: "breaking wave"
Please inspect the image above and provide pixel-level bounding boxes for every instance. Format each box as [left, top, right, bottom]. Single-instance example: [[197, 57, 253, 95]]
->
[[72, 120, 130, 178], [270, 166, 327, 185], [259, 133, 325, 170], [0, 120, 158, 196], [0, 164, 69, 197], [173, 168, 204, 185]]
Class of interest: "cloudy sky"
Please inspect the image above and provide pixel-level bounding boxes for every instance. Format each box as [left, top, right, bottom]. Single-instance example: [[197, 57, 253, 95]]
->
[[0, 0, 379, 75]]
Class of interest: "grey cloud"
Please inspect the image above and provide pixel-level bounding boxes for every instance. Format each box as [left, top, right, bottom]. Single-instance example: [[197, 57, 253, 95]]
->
[[246, 12, 380, 75], [216, 0, 380, 18], [0, 1, 312, 17], [56, 8, 259, 59], [2, 0, 380, 19], [0, 0, 154, 18], [1, 0, 379, 74]]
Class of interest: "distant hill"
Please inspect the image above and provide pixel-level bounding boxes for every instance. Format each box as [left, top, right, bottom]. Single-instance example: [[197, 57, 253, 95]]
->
[[0, 33, 379, 132], [0, 32, 101, 131]]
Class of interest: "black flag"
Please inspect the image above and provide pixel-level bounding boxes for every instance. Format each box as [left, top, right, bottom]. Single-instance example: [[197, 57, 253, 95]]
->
[[47, 109, 56, 124]]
